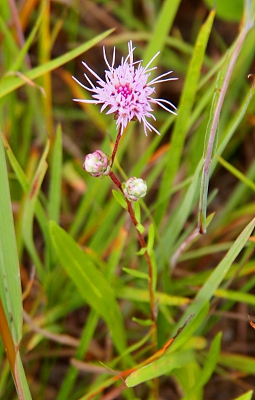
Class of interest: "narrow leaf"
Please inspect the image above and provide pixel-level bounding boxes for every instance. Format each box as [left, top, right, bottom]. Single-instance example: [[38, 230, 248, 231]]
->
[[132, 317, 153, 326], [48, 124, 63, 222], [22, 141, 50, 278], [0, 136, 22, 344], [217, 154, 255, 192], [125, 349, 194, 387], [2, 133, 51, 270], [147, 224, 155, 254], [174, 218, 255, 333], [143, 0, 181, 65], [0, 29, 114, 99], [182, 332, 222, 399], [122, 267, 149, 280], [133, 201, 141, 224], [136, 223, 145, 234], [156, 9, 215, 223], [0, 138, 32, 399], [116, 286, 190, 306], [136, 247, 147, 256], [112, 189, 127, 209], [233, 391, 253, 400], [50, 221, 127, 355]]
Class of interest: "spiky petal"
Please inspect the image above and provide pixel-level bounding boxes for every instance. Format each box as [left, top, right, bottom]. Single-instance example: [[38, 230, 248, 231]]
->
[[73, 41, 177, 136]]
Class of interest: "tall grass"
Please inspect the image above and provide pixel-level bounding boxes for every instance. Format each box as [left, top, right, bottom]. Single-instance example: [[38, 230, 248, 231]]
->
[[0, 0, 255, 399]]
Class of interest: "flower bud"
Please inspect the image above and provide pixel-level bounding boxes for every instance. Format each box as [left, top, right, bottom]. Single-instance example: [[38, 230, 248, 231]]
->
[[122, 177, 147, 201], [83, 150, 111, 177]]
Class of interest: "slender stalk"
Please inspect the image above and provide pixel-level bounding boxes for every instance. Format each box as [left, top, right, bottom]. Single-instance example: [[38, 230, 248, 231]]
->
[[109, 172, 156, 325], [109, 125, 158, 398], [110, 127, 122, 166], [109, 169, 158, 397], [171, 229, 200, 268]]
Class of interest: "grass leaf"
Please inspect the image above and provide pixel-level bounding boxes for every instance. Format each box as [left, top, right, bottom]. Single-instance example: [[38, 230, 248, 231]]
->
[[126, 303, 209, 386], [174, 217, 255, 332], [50, 221, 127, 355], [48, 125, 63, 222], [0, 136, 22, 344], [156, 9, 216, 223], [22, 141, 49, 278], [0, 29, 115, 99], [182, 332, 222, 399]]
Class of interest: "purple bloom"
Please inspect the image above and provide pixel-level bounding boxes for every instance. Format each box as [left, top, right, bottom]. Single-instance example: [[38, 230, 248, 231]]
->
[[73, 41, 177, 136]]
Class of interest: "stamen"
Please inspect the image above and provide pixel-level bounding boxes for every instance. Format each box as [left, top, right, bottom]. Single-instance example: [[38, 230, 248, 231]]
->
[[144, 51, 160, 72], [103, 46, 112, 71], [82, 61, 105, 84]]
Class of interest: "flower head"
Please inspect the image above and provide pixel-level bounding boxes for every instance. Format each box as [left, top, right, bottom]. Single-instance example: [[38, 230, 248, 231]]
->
[[83, 150, 111, 177], [122, 177, 147, 201], [73, 41, 177, 136]]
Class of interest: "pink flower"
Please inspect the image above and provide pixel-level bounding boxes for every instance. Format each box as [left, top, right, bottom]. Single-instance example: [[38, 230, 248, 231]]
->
[[73, 41, 177, 136]]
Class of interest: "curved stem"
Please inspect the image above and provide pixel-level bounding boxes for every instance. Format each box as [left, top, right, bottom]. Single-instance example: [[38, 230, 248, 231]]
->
[[109, 172, 157, 340]]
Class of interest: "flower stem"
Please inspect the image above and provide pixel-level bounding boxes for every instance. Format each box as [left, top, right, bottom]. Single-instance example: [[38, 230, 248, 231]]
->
[[111, 126, 122, 166], [109, 171, 157, 342], [109, 126, 158, 398]]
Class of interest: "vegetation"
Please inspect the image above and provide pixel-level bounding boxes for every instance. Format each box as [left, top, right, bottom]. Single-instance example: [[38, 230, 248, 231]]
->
[[0, 0, 255, 399]]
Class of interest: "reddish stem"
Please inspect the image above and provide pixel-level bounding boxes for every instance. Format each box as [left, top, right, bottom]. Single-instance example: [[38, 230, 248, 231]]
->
[[109, 171, 157, 329], [108, 128, 158, 398], [111, 126, 122, 166]]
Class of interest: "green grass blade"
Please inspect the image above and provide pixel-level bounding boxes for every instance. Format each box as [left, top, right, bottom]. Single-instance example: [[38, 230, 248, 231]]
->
[[0, 15, 19, 66], [0, 29, 114, 99], [168, 303, 210, 354], [116, 286, 190, 306], [125, 303, 209, 387], [159, 158, 203, 263], [217, 74, 255, 157], [48, 125, 63, 223], [0, 136, 22, 344], [233, 391, 253, 400], [173, 361, 202, 400], [14, 354, 32, 400], [215, 288, 255, 306], [182, 332, 222, 399], [2, 133, 52, 269], [155, 9, 215, 224], [122, 267, 149, 280], [0, 137, 32, 399], [216, 154, 255, 191], [50, 221, 127, 355], [219, 352, 255, 375], [126, 349, 195, 387], [22, 141, 50, 279], [143, 0, 181, 65], [174, 217, 255, 333], [56, 311, 99, 400], [195, 219, 255, 303]]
